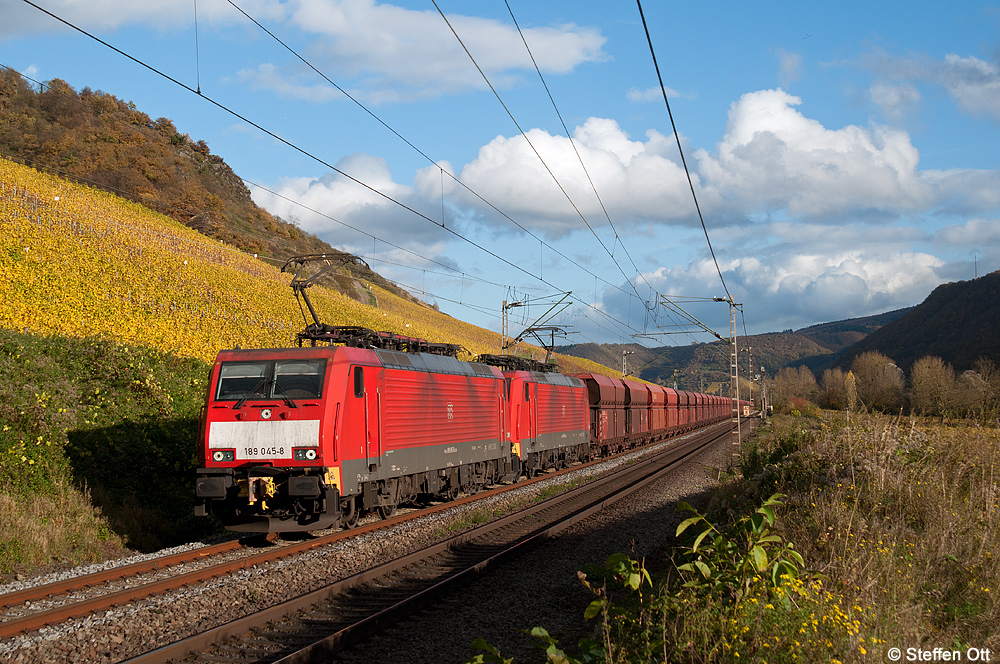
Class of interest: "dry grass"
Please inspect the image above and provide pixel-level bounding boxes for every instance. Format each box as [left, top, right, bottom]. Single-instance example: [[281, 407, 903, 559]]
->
[[465, 416, 999, 663], [0, 474, 123, 574], [728, 412, 1000, 656], [587, 412, 1000, 663]]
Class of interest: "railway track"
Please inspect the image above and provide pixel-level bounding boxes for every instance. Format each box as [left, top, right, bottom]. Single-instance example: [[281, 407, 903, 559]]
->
[[122, 420, 736, 664], [0, 497, 460, 639], [0, 467, 544, 638], [0, 538, 271, 638]]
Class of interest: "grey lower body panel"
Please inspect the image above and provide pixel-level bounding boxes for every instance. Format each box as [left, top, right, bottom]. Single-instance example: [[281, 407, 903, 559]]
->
[[342, 437, 507, 492], [521, 428, 588, 457]]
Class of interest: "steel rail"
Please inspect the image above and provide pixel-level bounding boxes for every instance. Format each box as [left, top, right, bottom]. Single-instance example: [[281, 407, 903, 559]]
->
[[0, 539, 246, 611]]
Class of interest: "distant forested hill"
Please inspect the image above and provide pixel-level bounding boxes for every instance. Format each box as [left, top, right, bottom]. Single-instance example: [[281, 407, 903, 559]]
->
[[556, 308, 912, 390], [836, 272, 1000, 373], [560, 271, 1000, 387]]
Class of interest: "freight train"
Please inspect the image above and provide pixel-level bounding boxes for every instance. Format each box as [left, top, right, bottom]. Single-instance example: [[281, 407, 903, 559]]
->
[[194, 329, 747, 533]]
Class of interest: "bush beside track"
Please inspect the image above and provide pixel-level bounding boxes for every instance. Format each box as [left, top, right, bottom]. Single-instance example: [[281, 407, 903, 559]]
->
[[0, 329, 212, 574], [685, 411, 999, 661]]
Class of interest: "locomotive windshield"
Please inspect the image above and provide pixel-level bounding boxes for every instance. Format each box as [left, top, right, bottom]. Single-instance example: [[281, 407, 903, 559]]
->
[[216, 359, 327, 401]]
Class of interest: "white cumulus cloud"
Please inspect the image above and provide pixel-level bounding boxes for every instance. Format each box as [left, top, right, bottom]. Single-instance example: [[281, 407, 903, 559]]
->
[[282, 0, 606, 102], [695, 88, 933, 218], [454, 117, 709, 236], [627, 244, 945, 334], [250, 152, 451, 254]]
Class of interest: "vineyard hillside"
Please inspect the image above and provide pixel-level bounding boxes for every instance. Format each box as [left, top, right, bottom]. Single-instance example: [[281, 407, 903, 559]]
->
[[0, 156, 614, 376], [0, 69, 414, 305]]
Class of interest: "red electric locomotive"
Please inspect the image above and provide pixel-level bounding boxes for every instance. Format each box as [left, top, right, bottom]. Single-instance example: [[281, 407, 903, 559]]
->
[[503, 369, 590, 475], [195, 343, 522, 533], [194, 338, 599, 533]]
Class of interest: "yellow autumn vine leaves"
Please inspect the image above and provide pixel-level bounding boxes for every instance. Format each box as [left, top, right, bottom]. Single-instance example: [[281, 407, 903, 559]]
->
[[0, 158, 412, 361], [0, 157, 612, 374]]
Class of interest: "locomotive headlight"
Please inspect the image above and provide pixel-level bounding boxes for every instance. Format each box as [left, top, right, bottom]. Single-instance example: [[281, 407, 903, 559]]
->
[[293, 448, 318, 461], [212, 450, 235, 462]]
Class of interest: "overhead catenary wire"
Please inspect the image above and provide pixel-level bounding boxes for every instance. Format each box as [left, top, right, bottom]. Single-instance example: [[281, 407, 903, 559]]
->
[[243, 177, 519, 291], [222, 0, 640, 308], [503, 0, 660, 310], [499, 0, 719, 351], [432, 0, 657, 319], [635, 0, 731, 303], [384, 277, 499, 318]]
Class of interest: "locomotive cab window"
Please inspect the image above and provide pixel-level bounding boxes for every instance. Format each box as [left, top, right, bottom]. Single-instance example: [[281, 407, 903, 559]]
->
[[215, 359, 327, 401], [216, 362, 269, 401], [273, 360, 326, 399], [353, 366, 364, 397]]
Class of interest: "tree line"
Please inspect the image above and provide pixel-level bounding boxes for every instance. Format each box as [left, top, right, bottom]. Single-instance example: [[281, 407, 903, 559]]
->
[[766, 351, 1000, 420]]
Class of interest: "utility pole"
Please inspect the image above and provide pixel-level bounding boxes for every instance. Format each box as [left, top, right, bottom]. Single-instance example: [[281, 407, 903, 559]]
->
[[500, 299, 524, 352], [715, 296, 742, 460], [622, 350, 634, 379]]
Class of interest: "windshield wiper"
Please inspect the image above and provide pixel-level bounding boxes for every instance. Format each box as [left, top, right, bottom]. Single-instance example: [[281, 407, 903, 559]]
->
[[272, 380, 299, 409], [233, 377, 268, 410]]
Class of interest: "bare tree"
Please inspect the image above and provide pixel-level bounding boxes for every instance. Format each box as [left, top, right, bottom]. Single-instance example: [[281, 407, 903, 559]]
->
[[973, 358, 1000, 420], [851, 351, 905, 412], [953, 370, 988, 418], [909, 356, 954, 416], [769, 365, 818, 412], [819, 367, 848, 410]]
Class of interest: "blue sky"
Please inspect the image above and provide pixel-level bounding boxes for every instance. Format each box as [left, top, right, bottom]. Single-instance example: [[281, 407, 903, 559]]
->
[[2, 0, 999, 347]]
